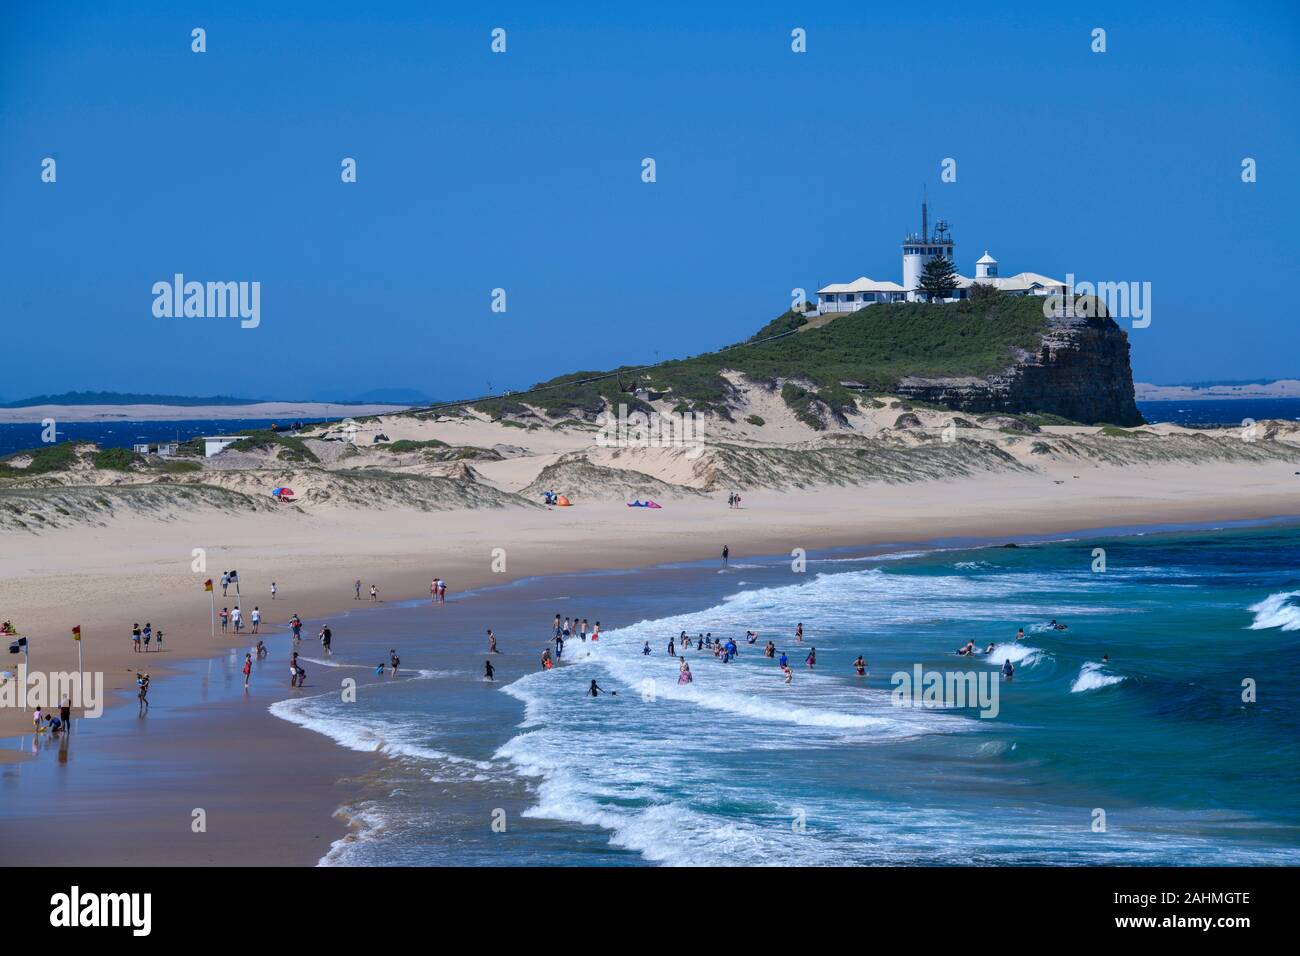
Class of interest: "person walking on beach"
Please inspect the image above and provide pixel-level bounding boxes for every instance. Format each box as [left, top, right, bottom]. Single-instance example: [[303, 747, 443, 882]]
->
[[319, 625, 333, 656], [487, 629, 499, 653], [290, 652, 302, 687], [290, 614, 302, 645], [355, 579, 362, 600], [156, 628, 163, 650], [136, 672, 150, 713], [389, 649, 400, 676], [242, 652, 253, 689], [231, 605, 242, 633], [370, 585, 379, 603], [221, 572, 229, 597], [219, 608, 229, 634], [142, 622, 152, 652], [270, 581, 277, 601], [438, 580, 447, 602], [484, 660, 495, 681], [251, 606, 261, 634], [721, 545, 729, 567], [132, 623, 142, 651]]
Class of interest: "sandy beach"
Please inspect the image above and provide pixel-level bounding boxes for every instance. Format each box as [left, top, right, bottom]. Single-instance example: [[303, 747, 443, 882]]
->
[[4, 459, 1298, 740], [4, 405, 1300, 864]]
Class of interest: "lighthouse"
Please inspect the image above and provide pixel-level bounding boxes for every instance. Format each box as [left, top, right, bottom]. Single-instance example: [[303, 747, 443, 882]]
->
[[975, 250, 998, 279], [900, 199, 954, 301]]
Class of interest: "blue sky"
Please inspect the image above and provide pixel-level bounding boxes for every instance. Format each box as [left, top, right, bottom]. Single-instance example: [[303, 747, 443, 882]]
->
[[1, 0, 1296, 401]]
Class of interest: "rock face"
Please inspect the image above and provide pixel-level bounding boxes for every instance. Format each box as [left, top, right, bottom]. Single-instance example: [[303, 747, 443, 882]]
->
[[895, 314, 1142, 425]]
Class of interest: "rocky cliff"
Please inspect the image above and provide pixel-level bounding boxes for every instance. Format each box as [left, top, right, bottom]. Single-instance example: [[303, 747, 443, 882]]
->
[[894, 314, 1142, 426]]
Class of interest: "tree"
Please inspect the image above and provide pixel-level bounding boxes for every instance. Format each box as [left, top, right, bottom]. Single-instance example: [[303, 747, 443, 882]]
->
[[969, 281, 1002, 309], [918, 255, 959, 302]]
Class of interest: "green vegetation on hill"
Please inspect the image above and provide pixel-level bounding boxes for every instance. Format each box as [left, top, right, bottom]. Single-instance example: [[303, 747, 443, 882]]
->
[[227, 430, 320, 463], [465, 297, 1052, 424], [92, 447, 142, 471], [0, 443, 78, 476]]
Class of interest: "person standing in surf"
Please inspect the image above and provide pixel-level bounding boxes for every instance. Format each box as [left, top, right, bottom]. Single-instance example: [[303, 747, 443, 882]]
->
[[721, 545, 729, 567]]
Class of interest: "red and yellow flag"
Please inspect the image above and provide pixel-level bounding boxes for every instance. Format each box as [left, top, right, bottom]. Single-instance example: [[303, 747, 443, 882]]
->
[[71, 625, 81, 641], [204, 578, 214, 592]]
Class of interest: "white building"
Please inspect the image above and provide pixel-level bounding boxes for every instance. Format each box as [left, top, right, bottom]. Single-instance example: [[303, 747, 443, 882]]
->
[[203, 435, 244, 457], [815, 277, 908, 313], [816, 203, 1066, 311]]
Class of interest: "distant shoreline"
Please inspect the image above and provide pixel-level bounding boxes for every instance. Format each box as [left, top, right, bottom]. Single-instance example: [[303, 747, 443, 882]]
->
[[0, 401, 408, 424], [1135, 379, 1300, 401]]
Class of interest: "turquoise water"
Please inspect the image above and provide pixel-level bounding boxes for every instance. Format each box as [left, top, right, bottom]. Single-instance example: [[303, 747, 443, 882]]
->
[[273, 524, 1300, 865]]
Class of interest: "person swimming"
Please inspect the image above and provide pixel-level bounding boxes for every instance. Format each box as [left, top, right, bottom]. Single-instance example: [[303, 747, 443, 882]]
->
[[985, 643, 996, 655], [957, 639, 977, 656], [1002, 658, 1014, 680], [1015, 627, 1025, 641], [1050, 619, 1068, 631], [588, 679, 614, 697]]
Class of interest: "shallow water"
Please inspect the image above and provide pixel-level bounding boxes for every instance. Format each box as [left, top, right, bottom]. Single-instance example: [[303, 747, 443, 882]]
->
[[271, 523, 1300, 866]]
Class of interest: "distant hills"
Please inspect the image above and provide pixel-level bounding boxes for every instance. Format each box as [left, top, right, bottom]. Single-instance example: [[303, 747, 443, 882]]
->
[[0, 389, 436, 408]]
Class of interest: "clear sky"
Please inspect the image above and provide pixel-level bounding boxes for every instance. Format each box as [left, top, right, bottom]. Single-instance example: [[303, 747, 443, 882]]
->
[[1, 0, 1296, 401]]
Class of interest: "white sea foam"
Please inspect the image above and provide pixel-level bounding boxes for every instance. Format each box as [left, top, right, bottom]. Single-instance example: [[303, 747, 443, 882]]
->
[[1247, 591, 1300, 632], [1069, 661, 1125, 693], [983, 642, 1046, 668]]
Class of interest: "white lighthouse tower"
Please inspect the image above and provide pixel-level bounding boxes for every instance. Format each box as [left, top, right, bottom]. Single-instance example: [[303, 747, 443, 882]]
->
[[975, 250, 998, 280], [901, 199, 954, 301]]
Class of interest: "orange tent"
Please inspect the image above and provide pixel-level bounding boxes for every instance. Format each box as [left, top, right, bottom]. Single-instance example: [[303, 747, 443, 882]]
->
[[555, 495, 572, 506]]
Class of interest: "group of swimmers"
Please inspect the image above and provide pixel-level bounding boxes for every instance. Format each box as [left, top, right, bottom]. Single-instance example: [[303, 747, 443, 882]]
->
[[541, 614, 601, 669]]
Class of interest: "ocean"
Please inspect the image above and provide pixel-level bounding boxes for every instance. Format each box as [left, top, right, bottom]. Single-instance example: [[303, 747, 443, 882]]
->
[[0, 418, 327, 458], [270, 523, 1300, 866], [1137, 398, 1300, 427]]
